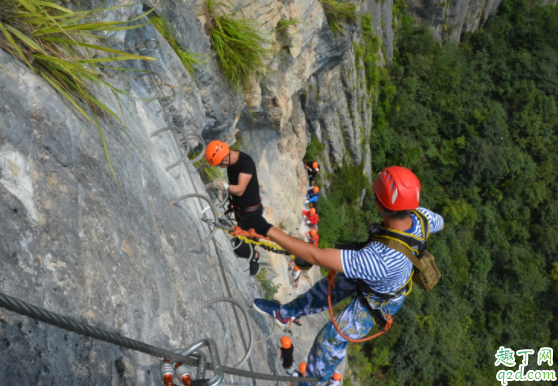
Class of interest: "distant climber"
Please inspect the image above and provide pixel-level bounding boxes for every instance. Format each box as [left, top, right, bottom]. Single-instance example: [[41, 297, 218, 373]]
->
[[293, 362, 308, 378], [328, 372, 342, 386], [304, 161, 320, 186], [279, 336, 296, 375], [302, 208, 319, 228], [205, 140, 273, 276], [289, 261, 301, 288], [305, 186, 320, 213], [252, 166, 445, 384], [306, 228, 319, 247]]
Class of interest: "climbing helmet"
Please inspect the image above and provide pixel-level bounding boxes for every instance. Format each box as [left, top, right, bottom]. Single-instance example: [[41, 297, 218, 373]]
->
[[372, 166, 420, 211], [205, 140, 230, 166]]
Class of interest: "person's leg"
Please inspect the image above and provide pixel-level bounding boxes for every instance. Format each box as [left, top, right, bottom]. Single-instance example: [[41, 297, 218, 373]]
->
[[280, 274, 357, 319], [303, 297, 405, 384]]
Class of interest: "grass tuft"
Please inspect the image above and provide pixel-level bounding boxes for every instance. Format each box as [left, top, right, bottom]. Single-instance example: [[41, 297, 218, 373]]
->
[[319, 0, 358, 35], [275, 19, 299, 35], [149, 15, 205, 76], [0, 0, 155, 197], [255, 268, 281, 300], [201, 0, 271, 89]]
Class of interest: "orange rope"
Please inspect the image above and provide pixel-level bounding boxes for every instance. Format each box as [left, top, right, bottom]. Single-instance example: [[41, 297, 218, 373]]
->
[[327, 270, 393, 343], [229, 226, 272, 241]]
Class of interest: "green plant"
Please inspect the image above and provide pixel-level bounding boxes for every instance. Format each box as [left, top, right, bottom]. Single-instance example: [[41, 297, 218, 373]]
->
[[275, 18, 300, 35], [319, 0, 358, 35], [303, 134, 325, 162], [149, 15, 204, 76], [202, 0, 271, 89], [0, 0, 155, 195], [255, 268, 281, 300]]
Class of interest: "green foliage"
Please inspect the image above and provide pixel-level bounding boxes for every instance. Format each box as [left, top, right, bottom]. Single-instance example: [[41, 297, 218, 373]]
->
[[0, 0, 155, 196], [202, 0, 271, 89], [275, 19, 300, 35], [303, 134, 326, 163], [355, 14, 381, 94], [318, 0, 358, 35], [150, 15, 204, 76], [347, 0, 558, 383], [255, 268, 281, 300], [317, 162, 375, 248]]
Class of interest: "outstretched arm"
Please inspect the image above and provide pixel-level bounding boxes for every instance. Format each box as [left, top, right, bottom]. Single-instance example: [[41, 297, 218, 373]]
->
[[267, 227, 343, 272]]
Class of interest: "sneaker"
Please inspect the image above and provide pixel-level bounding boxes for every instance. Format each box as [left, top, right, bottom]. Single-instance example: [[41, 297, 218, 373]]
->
[[249, 256, 260, 276], [252, 299, 290, 328], [293, 319, 302, 326]]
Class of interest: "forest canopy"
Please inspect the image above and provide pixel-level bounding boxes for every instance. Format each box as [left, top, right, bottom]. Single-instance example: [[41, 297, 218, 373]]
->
[[318, 0, 558, 384]]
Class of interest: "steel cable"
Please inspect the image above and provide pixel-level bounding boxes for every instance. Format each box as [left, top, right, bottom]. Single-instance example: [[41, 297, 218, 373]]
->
[[0, 291, 317, 383]]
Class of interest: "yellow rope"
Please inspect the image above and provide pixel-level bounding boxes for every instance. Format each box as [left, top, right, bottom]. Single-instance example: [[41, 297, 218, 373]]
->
[[235, 235, 296, 259]]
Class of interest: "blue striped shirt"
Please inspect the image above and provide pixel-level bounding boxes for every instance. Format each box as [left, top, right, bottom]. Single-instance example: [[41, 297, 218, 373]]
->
[[341, 207, 444, 303]]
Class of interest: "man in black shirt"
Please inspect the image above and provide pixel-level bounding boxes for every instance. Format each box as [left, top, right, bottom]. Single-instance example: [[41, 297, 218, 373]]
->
[[205, 140, 273, 276], [304, 161, 320, 186]]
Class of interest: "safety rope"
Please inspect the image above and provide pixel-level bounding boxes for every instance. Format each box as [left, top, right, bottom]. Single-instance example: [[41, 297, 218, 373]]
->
[[327, 271, 393, 343], [0, 291, 318, 383], [229, 226, 295, 258]]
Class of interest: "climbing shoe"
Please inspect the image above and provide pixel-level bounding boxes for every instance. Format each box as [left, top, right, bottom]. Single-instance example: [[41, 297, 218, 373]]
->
[[252, 299, 290, 328], [249, 256, 260, 276]]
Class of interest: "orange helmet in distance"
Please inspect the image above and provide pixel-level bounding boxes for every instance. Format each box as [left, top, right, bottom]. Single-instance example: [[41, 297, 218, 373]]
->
[[312, 162, 319, 170], [332, 373, 342, 381], [310, 229, 317, 236], [205, 140, 230, 166], [309, 208, 316, 215], [313, 186, 320, 193], [294, 266, 300, 271], [299, 363, 307, 373], [281, 336, 292, 349]]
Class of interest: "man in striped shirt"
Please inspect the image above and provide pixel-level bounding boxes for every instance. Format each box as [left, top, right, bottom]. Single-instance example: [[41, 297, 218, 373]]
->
[[253, 166, 444, 384]]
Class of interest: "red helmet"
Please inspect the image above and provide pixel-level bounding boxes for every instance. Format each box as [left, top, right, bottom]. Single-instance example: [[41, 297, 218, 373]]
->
[[310, 229, 317, 236], [332, 373, 342, 381], [313, 186, 319, 193], [373, 166, 420, 211], [309, 208, 316, 215], [205, 140, 229, 166]]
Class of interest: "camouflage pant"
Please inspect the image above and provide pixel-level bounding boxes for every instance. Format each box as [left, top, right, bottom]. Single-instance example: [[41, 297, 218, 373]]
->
[[280, 273, 404, 385]]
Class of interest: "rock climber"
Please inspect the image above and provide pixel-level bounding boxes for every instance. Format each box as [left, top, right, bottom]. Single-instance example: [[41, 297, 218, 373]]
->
[[306, 228, 319, 247], [293, 362, 307, 378], [279, 336, 296, 375], [305, 186, 320, 213], [301, 207, 319, 229], [304, 161, 320, 186], [251, 166, 445, 384], [289, 263, 301, 288], [205, 140, 273, 276], [328, 372, 342, 386]]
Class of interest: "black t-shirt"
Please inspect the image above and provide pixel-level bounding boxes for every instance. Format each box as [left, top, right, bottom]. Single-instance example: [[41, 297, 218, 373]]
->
[[227, 152, 261, 208], [280, 345, 294, 368], [305, 161, 318, 177]]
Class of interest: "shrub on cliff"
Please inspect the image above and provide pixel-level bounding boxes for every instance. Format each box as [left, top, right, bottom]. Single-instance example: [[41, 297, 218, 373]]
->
[[201, 0, 271, 89], [319, 0, 358, 35]]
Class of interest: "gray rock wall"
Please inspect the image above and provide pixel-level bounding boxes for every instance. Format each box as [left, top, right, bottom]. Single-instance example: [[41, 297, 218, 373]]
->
[[0, 13, 273, 386]]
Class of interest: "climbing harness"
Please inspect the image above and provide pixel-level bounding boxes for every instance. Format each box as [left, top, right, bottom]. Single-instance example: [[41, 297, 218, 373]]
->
[[0, 291, 319, 384], [327, 271, 394, 343]]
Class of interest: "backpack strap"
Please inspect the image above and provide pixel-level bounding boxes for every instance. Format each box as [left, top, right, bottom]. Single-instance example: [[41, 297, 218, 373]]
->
[[372, 236, 427, 272]]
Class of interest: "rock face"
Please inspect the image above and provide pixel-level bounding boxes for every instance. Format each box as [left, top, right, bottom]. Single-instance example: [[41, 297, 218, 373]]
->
[[405, 0, 502, 41]]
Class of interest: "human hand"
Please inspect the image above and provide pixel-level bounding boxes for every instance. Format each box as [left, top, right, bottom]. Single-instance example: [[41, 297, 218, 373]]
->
[[213, 180, 230, 191]]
